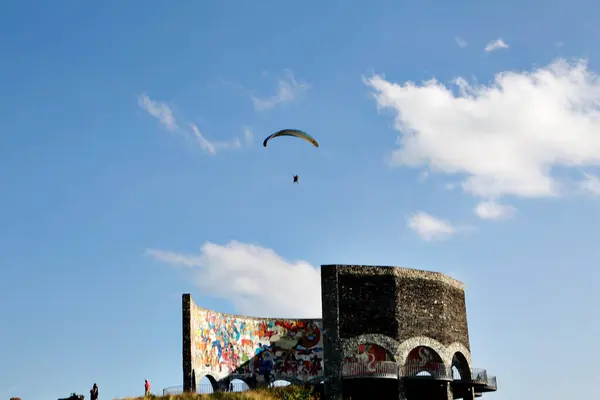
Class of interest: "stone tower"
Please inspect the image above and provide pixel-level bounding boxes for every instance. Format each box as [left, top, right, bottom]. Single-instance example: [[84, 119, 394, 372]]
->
[[320, 264, 497, 400]]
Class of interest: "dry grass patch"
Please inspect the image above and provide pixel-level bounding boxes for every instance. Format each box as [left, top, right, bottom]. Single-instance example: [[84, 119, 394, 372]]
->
[[118, 385, 320, 400]]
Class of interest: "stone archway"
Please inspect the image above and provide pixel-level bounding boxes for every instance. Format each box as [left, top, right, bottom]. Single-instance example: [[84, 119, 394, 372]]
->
[[228, 378, 250, 392], [445, 342, 472, 367], [342, 333, 400, 361], [405, 346, 443, 370], [200, 374, 218, 392], [396, 336, 472, 369], [451, 352, 471, 381], [396, 336, 447, 367], [344, 342, 396, 363]]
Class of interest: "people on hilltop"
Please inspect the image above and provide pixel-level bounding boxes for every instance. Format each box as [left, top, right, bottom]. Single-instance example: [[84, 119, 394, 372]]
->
[[144, 379, 151, 396], [90, 383, 98, 400]]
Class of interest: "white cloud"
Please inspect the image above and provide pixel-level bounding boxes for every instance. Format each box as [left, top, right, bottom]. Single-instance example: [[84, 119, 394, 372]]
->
[[579, 173, 600, 195], [190, 124, 241, 155], [138, 93, 244, 155], [190, 124, 217, 154], [455, 36, 468, 48], [243, 126, 254, 145], [137, 93, 178, 131], [365, 58, 600, 203], [407, 212, 471, 241], [145, 241, 321, 318], [484, 38, 509, 52], [251, 70, 310, 111], [474, 200, 517, 220]]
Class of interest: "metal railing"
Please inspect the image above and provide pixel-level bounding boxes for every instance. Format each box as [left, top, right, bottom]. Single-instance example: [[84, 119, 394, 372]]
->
[[399, 362, 452, 380], [471, 369, 488, 384], [342, 361, 399, 378], [162, 380, 289, 395], [486, 376, 497, 389], [452, 368, 497, 390], [162, 386, 183, 395]]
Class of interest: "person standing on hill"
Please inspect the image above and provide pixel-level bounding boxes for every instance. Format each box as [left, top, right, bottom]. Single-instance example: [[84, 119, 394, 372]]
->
[[144, 379, 151, 396], [90, 383, 98, 400]]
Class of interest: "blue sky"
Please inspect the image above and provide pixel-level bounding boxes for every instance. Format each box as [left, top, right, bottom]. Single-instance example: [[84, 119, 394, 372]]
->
[[2, 0, 600, 399]]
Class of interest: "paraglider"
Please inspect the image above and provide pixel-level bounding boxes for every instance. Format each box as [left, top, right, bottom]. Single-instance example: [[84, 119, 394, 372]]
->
[[263, 129, 318, 185], [262, 129, 319, 148]]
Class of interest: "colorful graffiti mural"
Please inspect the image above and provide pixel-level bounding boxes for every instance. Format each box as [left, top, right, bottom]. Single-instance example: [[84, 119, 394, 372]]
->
[[344, 343, 393, 372], [406, 346, 441, 372], [190, 304, 323, 383]]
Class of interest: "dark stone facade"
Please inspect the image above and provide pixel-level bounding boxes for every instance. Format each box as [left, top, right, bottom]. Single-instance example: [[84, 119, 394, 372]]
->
[[182, 294, 193, 393], [327, 265, 470, 348], [321, 265, 481, 400]]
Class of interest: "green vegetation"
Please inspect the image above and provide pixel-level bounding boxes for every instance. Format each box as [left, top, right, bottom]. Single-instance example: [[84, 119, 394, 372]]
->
[[121, 386, 320, 400]]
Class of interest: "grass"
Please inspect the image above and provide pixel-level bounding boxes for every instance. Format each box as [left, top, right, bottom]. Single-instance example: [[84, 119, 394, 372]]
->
[[118, 386, 320, 400]]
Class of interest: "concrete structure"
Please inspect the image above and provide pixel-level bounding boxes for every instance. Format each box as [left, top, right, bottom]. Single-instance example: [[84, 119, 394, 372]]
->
[[181, 264, 498, 399]]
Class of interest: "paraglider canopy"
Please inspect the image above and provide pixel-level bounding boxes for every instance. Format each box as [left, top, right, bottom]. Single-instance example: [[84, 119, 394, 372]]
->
[[262, 129, 319, 148]]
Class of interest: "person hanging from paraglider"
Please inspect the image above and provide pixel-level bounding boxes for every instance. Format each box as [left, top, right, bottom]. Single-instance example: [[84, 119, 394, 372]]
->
[[262, 129, 318, 185]]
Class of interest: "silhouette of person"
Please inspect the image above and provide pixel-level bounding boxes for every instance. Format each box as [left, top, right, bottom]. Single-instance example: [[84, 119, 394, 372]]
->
[[90, 383, 98, 400]]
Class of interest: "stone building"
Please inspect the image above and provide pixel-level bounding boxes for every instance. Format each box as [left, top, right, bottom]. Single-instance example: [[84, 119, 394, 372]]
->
[[181, 264, 498, 400]]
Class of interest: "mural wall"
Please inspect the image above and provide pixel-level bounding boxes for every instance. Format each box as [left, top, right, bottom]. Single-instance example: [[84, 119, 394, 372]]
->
[[189, 301, 324, 384], [344, 343, 394, 364]]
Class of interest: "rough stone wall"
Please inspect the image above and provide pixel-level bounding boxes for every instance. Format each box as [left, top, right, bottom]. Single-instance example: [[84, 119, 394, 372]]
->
[[184, 295, 324, 387], [321, 265, 342, 399], [320, 265, 473, 400], [325, 265, 470, 350], [182, 294, 193, 392]]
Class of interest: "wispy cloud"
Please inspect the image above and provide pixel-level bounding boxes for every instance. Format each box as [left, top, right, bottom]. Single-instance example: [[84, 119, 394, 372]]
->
[[138, 93, 247, 155], [579, 173, 600, 195], [418, 170, 430, 183], [407, 212, 474, 241], [137, 93, 178, 131], [242, 126, 254, 145], [251, 70, 310, 111], [189, 124, 241, 155], [455, 36, 468, 49], [484, 38, 509, 52], [474, 200, 517, 221]]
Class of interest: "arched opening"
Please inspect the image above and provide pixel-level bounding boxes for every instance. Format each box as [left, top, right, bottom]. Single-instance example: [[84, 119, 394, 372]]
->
[[451, 352, 471, 381], [228, 378, 249, 392], [343, 343, 397, 378], [403, 346, 446, 377], [452, 365, 461, 380], [402, 346, 450, 399], [450, 352, 474, 399], [344, 343, 395, 363], [197, 375, 217, 394], [342, 343, 398, 400]]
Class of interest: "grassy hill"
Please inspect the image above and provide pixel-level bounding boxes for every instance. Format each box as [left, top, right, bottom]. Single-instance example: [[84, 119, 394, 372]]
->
[[119, 386, 320, 400]]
